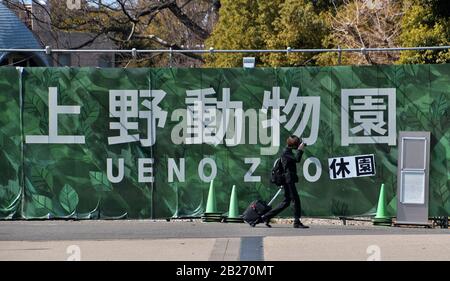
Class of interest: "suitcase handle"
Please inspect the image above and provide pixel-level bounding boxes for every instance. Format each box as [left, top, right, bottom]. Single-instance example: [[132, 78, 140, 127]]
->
[[268, 186, 283, 206]]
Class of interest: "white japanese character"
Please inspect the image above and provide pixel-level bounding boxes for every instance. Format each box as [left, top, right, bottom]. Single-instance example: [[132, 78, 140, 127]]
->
[[219, 88, 243, 146], [282, 87, 320, 145], [261, 87, 320, 148], [260, 87, 284, 155], [108, 90, 139, 145], [341, 88, 396, 146], [185, 88, 242, 145], [139, 90, 167, 147], [350, 96, 387, 136], [26, 87, 85, 144]]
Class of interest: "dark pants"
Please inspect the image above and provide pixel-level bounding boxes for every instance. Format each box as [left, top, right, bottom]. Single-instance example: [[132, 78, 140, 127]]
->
[[263, 183, 301, 221]]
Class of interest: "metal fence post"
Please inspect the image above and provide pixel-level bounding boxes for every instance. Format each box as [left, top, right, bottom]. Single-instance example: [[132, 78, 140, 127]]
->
[[337, 46, 342, 65], [169, 47, 173, 68]]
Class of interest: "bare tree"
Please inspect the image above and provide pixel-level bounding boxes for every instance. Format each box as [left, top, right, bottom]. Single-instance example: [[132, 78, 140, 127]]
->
[[3, 0, 220, 66], [325, 0, 403, 65]]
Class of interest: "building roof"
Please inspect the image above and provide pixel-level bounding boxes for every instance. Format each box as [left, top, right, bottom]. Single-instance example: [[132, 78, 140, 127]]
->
[[0, 2, 48, 65], [36, 30, 116, 50]]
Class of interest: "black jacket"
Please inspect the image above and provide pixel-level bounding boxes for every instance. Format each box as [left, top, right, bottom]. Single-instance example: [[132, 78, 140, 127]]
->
[[281, 147, 304, 184]]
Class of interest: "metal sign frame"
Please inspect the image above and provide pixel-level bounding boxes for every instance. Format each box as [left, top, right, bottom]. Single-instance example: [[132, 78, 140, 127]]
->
[[396, 131, 431, 226]]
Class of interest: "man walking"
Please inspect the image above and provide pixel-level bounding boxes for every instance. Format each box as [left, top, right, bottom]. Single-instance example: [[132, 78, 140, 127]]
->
[[261, 135, 309, 228]]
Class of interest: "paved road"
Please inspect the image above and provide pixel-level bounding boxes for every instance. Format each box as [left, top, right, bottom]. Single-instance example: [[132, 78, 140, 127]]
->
[[0, 220, 447, 241], [0, 221, 448, 261]]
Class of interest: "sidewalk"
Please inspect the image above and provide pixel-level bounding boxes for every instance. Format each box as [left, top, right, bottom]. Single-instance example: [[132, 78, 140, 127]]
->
[[1, 234, 449, 261], [0, 220, 448, 261], [264, 234, 450, 261], [0, 238, 217, 261]]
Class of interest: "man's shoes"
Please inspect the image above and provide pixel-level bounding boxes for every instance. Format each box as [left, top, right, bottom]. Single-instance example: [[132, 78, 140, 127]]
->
[[261, 216, 272, 228], [250, 217, 264, 227], [293, 221, 309, 229]]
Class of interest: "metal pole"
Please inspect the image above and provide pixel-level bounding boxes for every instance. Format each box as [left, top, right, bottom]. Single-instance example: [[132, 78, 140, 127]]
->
[[17, 67, 25, 219], [148, 75, 156, 219], [1, 45, 450, 56], [337, 46, 342, 65], [169, 47, 173, 68]]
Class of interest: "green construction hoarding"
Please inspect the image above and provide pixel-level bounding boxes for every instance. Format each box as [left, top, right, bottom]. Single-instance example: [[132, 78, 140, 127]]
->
[[0, 65, 449, 220]]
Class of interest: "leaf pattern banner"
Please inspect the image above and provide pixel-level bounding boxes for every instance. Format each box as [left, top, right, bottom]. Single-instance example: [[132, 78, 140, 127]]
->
[[0, 65, 449, 220]]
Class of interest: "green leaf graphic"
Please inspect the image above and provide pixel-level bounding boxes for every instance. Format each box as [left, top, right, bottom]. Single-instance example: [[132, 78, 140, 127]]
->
[[31, 194, 53, 213], [89, 171, 113, 192], [59, 184, 79, 213]]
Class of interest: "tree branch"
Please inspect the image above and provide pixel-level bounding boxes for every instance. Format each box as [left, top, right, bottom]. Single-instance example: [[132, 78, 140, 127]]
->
[[167, 1, 209, 40], [133, 34, 204, 62], [70, 32, 106, 49]]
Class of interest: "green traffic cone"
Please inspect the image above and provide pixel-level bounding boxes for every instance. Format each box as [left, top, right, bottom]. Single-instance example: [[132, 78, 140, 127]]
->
[[205, 179, 217, 214], [375, 184, 388, 219], [373, 183, 392, 226], [227, 185, 239, 219]]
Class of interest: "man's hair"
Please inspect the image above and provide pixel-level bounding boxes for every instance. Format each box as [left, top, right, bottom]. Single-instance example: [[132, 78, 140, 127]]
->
[[287, 135, 301, 148]]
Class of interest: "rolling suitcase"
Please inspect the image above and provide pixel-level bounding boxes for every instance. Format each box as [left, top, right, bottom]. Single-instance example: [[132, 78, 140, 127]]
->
[[242, 187, 283, 227]]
